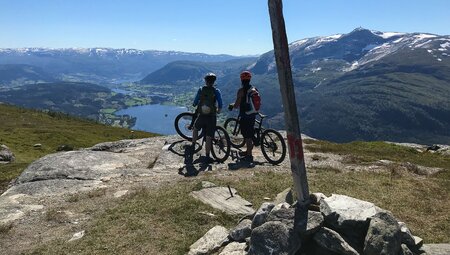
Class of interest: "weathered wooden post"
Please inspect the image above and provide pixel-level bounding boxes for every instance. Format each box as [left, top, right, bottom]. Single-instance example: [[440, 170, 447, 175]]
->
[[268, 0, 310, 206]]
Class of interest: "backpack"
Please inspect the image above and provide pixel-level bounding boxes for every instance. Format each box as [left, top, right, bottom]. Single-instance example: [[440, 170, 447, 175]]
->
[[198, 86, 216, 114], [246, 87, 261, 114]]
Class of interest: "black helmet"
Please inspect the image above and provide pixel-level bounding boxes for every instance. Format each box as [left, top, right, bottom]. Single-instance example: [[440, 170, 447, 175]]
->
[[204, 72, 217, 83]]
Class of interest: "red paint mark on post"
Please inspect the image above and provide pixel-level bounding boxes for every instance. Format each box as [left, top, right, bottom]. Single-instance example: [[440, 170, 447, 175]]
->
[[287, 134, 304, 161]]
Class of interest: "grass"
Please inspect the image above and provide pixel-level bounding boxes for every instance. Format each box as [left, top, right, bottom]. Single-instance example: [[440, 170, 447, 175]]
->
[[304, 139, 450, 170], [28, 166, 449, 254], [0, 104, 156, 193]]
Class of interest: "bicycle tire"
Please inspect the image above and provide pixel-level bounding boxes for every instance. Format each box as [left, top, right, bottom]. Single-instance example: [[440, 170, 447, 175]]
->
[[224, 117, 246, 148], [211, 126, 231, 163], [174, 112, 204, 141], [261, 129, 286, 165]]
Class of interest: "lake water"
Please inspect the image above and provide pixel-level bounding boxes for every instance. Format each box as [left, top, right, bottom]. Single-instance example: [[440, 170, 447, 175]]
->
[[115, 104, 187, 135]]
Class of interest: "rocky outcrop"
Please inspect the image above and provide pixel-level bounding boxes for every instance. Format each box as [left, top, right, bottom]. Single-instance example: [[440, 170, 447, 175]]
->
[[0, 144, 15, 163], [189, 191, 428, 255]]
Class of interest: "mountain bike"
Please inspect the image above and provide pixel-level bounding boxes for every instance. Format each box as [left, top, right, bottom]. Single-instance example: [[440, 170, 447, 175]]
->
[[174, 111, 231, 163], [224, 113, 286, 165]]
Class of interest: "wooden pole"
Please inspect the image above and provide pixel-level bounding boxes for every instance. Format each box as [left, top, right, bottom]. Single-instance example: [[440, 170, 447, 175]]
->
[[268, 0, 309, 205]]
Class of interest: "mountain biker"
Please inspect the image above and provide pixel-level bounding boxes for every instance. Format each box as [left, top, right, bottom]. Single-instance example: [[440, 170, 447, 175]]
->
[[191, 72, 223, 163], [228, 70, 259, 163]]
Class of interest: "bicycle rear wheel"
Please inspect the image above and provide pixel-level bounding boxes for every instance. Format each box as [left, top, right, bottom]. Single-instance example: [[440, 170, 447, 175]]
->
[[211, 126, 231, 163], [174, 112, 204, 141], [224, 117, 246, 148], [261, 129, 286, 165]]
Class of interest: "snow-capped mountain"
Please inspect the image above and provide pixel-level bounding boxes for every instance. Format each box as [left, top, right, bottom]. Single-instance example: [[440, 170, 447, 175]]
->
[[0, 48, 241, 84], [251, 27, 449, 75]]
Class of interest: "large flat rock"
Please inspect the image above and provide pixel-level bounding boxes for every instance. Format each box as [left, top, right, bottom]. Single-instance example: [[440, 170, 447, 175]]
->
[[191, 187, 255, 215]]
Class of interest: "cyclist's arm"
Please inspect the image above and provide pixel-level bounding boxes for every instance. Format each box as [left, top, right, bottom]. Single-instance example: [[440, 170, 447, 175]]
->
[[233, 89, 243, 109], [215, 88, 223, 112], [192, 88, 201, 107]]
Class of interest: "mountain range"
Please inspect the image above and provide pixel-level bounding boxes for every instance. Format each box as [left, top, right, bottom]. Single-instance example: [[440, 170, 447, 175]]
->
[[0, 28, 449, 144]]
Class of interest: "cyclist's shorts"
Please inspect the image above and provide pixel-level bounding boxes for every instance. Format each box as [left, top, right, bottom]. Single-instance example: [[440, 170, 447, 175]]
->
[[240, 114, 256, 139], [194, 114, 217, 137]]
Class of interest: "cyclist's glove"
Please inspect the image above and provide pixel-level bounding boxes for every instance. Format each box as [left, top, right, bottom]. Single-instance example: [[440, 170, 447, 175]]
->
[[227, 103, 234, 111]]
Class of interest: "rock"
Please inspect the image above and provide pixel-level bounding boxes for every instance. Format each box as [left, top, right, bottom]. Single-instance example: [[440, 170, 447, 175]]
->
[[251, 202, 275, 229], [113, 190, 128, 198], [399, 244, 414, 255], [421, 243, 450, 255], [68, 230, 85, 242], [0, 144, 15, 163], [398, 221, 416, 248], [219, 242, 247, 255], [363, 211, 401, 255], [266, 206, 295, 230], [56, 144, 74, 151], [201, 181, 217, 188], [229, 219, 252, 242], [248, 221, 301, 255], [413, 236, 423, 248], [301, 211, 324, 237], [313, 227, 359, 255], [320, 194, 380, 250], [16, 151, 142, 184], [310, 192, 327, 205], [33, 143, 42, 148], [273, 187, 294, 205], [191, 187, 255, 215], [188, 225, 230, 255]]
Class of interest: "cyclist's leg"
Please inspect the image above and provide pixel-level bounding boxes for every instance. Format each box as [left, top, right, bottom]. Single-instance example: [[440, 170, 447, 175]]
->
[[203, 115, 216, 159], [240, 114, 256, 160]]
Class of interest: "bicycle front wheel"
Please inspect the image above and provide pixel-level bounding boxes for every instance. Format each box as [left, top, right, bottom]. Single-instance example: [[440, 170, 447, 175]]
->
[[261, 129, 286, 165], [211, 126, 231, 163], [174, 112, 204, 141], [224, 118, 245, 148]]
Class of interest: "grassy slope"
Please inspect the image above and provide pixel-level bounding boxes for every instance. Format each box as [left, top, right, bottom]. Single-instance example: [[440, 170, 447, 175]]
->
[[29, 140, 449, 255], [0, 103, 156, 192]]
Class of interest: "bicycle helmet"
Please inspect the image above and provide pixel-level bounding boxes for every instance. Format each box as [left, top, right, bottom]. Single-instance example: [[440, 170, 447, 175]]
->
[[240, 71, 252, 81], [204, 72, 217, 83]]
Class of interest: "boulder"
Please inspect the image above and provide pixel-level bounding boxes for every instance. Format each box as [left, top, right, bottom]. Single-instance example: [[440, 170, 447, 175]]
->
[[363, 211, 401, 255], [399, 244, 414, 255], [313, 227, 359, 255], [273, 187, 294, 205], [266, 206, 295, 230], [0, 144, 15, 163], [251, 202, 275, 229], [188, 225, 230, 255], [301, 211, 324, 237], [320, 194, 380, 250], [248, 221, 301, 255], [398, 221, 416, 248], [310, 192, 327, 205], [421, 243, 450, 255], [191, 187, 255, 215], [229, 219, 252, 242], [219, 242, 247, 255]]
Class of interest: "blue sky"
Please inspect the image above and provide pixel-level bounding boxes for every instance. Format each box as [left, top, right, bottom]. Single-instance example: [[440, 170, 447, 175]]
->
[[1, 0, 449, 55]]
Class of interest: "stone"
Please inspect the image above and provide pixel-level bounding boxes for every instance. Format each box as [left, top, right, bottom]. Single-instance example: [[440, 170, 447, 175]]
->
[[229, 219, 252, 242], [313, 227, 359, 255], [201, 181, 217, 188], [399, 244, 414, 255], [301, 211, 324, 237], [413, 236, 423, 248], [273, 187, 294, 205], [398, 221, 416, 248], [421, 243, 450, 255], [266, 206, 295, 230], [191, 187, 255, 215], [248, 221, 301, 255], [320, 194, 380, 250], [0, 144, 15, 163], [251, 202, 275, 229], [113, 190, 128, 198], [310, 192, 327, 205], [56, 144, 74, 151], [363, 211, 401, 255], [188, 225, 230, 255], [219, 242, 247, 255], [69, 230, 85, 242]]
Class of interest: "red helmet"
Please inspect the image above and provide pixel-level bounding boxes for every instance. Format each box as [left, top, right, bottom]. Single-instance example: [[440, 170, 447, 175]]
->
[[240, 71, 252, 81]]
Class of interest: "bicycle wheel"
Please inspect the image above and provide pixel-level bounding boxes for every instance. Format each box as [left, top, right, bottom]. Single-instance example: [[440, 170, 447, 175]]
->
[[261, 129, 286, 165], [174, 112, 204, 141], [224, 117, 245, 148], [211, 126, 231, 163]]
